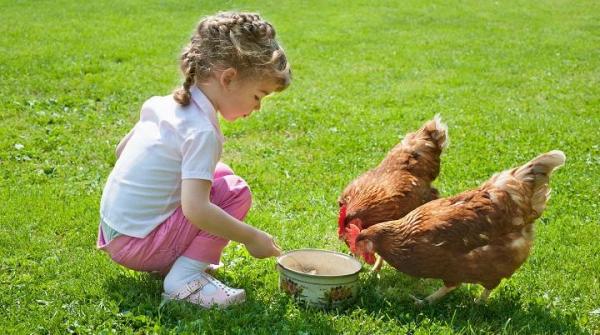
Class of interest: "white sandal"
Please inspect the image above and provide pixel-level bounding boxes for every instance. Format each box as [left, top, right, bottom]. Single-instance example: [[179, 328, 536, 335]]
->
[[161, 272, 245, 308]]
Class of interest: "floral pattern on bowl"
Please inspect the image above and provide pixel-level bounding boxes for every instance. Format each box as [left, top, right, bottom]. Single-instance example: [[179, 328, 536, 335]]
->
[[276, 249, 362, 308]]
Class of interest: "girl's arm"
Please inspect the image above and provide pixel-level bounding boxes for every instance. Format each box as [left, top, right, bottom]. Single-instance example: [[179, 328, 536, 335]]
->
[[115, 128, 135, 158], [181, 178, 281, 259]]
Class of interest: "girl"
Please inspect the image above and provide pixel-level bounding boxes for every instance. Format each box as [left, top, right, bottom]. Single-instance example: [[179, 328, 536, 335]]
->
[[97, 11, 291, 308]]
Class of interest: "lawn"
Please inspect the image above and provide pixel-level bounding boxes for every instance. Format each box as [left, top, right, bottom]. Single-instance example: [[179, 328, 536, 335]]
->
[[1, 0, 599, 333]]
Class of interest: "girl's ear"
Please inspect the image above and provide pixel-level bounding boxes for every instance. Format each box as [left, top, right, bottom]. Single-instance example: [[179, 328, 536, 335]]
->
[[219, 68, 237, 90]]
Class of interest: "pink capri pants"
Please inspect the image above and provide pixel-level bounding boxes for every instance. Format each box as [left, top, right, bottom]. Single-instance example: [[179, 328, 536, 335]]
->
[[97, 162, 252, 275]]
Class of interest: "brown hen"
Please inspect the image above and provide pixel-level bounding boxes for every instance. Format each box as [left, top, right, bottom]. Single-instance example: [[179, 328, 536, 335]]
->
[[338, 115, 448, 267], [351, 150, 566, 304]]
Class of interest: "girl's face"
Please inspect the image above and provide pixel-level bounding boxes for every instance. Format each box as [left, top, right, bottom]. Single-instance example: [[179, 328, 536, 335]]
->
[[218, 72, 280, 121]]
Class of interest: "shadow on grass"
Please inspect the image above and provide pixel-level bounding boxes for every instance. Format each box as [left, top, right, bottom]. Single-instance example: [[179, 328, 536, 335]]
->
[[102, 267, 584, 334], [349, 268, 585, 334], [103, 272, 337, 333]]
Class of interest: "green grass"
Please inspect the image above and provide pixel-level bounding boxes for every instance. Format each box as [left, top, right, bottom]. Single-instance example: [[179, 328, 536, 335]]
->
[[1, 0, 599, 333]]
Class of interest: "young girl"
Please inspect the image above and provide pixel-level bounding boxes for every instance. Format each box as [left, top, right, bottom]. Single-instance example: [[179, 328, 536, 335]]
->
[[97, 11, 291, 308]]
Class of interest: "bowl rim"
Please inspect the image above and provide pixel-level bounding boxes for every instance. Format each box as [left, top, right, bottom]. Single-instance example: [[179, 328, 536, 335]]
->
[[276, 248, 362, 278]]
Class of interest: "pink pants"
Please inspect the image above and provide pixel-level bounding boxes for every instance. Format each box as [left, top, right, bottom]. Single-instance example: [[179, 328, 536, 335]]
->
[[97, 162, 252, 275]]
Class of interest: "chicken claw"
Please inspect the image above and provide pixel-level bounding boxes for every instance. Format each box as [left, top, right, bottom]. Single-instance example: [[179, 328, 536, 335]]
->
[[410, 285, 459, 306], [409, 294, 427, 307]]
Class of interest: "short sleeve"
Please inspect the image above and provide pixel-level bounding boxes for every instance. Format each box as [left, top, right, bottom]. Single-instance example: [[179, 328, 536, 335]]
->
[[181, 130, 221, 181]]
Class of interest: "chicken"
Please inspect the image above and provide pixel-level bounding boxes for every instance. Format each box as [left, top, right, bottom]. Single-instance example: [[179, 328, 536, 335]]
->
[[338, 115, 448, 268], [349, 150, 566, 305]]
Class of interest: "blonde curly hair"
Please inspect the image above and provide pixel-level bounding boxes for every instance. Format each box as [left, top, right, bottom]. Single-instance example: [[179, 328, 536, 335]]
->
[[174, 12, 291, 106]]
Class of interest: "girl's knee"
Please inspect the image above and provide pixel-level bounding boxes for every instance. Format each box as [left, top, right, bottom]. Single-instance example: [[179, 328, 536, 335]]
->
[[214, 162, 234, 179], [223, 175, 252, 205], [211, 175, 252, 220]]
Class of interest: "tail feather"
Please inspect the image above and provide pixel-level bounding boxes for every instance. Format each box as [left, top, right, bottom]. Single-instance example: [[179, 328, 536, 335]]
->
[[422, 114, 449, 149], [429, 114, 449, 149], [488, 150, 566, 217], [401, 114, 449, 150], [514, 150, 566, 182], [516, 150, 565, 215]]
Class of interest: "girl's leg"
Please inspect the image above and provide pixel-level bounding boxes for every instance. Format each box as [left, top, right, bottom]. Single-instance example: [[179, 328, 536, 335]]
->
[[181, 173, 252, 264], [100, 167, 251, 307], [164, 171, 251, 306]]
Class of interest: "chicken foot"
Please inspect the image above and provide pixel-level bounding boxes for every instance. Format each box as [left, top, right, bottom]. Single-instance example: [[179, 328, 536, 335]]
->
[[410, 285, 459, 306]]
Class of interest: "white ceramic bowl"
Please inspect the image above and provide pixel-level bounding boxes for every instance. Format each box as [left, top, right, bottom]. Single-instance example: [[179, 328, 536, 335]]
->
[[276, 249, 362, 308]]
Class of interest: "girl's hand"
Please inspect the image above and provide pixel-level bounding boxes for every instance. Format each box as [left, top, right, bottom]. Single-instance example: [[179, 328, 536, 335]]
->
[[244, 230, 282, 259]]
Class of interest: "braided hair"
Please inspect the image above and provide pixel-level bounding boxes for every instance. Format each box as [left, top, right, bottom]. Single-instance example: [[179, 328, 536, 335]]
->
[[174, 12, 291, 106]]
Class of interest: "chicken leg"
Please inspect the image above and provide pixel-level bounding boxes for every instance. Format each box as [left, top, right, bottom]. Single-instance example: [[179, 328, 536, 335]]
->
[[371, 254, 384, 272], [475, 288, 492, 304], [410, 285, 459, 306]]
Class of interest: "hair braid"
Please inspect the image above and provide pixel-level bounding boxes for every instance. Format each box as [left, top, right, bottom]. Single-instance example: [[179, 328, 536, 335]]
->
[[173, 50, 197, 106]]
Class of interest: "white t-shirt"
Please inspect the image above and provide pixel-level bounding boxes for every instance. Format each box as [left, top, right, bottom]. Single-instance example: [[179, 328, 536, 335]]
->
[[100, 86, 224, 238]]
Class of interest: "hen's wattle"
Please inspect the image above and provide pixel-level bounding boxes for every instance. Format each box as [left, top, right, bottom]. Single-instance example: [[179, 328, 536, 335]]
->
[[346, 223, 375, 264]]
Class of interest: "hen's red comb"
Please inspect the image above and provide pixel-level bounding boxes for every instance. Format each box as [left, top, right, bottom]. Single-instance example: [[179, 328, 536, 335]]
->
[[346, 223, 361, 253]]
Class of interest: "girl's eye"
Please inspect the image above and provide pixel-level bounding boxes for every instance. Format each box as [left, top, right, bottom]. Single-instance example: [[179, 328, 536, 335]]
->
[[254, 95, 260, 101]]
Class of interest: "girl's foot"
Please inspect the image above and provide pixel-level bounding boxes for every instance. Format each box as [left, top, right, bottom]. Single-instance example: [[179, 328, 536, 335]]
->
[[162, 272, 245, 308]]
